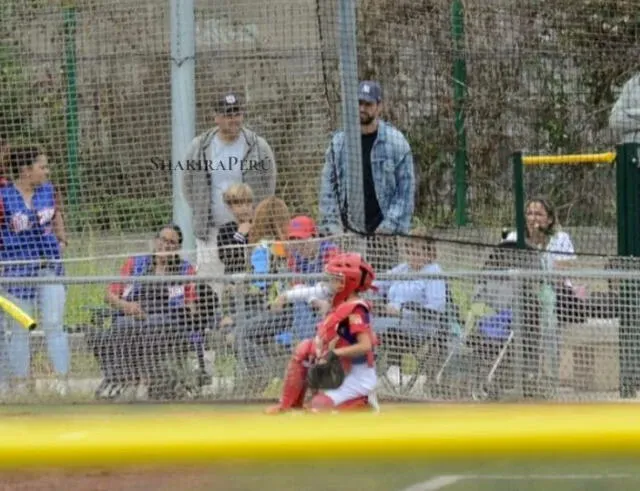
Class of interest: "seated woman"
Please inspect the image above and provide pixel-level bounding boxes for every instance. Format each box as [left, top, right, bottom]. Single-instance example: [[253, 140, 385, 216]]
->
[[247, 196, 291, 305], [88, 224, 206, 400], [504, 197, 583, 324]]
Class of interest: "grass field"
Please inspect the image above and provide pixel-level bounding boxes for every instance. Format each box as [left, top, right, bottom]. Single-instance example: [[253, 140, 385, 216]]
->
[[3, 460, 638, 491], [0, 403, 639, 490]]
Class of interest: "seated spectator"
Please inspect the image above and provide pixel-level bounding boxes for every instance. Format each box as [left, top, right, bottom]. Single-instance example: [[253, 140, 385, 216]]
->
[[367, 234, 448, 377], [371, 234, 447, 339], [504, 197, 582, 324], [270, 215, 340, 343], [217, 183, 254, 274], [88, 224, 211, 399], [106, 224, 197, 318], [469, 238, 542, 398], [504, 197, 576, 269], [247, 196, 291, 305], [228, 215, 339, 391], [218, 197, 291, 385]]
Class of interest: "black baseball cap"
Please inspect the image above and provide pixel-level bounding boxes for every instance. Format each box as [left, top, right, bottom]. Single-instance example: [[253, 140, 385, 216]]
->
[[216, 92, 243, 113]]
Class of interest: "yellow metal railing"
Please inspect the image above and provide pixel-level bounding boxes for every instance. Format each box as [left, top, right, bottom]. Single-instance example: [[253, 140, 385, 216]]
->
[[522, 152, 616, 166]]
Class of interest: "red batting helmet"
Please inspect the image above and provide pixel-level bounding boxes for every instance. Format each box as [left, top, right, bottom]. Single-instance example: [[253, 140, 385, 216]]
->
[[325, 252, 376, 306]]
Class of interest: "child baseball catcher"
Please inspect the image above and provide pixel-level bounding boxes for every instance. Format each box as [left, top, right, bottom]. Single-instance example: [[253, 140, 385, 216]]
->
[[266, 252, 380, 413]]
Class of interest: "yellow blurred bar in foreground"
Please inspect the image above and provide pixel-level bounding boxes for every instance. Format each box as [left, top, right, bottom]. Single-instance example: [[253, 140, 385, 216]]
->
[[0, 404, 639, 469]]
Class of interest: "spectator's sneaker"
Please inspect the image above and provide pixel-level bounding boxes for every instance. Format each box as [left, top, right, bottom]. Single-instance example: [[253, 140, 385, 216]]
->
[[95, 380, 113, 399], [108, 382, 135, 401], [12, 381, 30, 397], [386, 366, 401, 386], [620, 384, 637, 399], [99, 382, 125, 400], [53, 378, 69, 397], [197, 370, 213, 387]]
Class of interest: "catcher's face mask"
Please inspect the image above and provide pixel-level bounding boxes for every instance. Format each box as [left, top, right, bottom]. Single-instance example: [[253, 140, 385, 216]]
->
[[328, 273, 345, 292]]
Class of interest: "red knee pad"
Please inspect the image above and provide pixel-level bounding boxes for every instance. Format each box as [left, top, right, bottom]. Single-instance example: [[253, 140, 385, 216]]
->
[[274, 338, 317, 411], [293, 338, 315, 362], [337, 396, 369, 411], [310, 394, 370, 412], [310, 393, 335, 411]]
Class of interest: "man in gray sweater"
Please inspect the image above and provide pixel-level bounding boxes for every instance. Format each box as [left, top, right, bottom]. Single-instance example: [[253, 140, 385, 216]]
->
[[610, 73, 640, 143], [182, 92, 277, 286]]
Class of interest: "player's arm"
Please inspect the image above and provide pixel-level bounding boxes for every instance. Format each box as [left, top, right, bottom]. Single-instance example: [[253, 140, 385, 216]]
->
[[332, 332, 372, 358], [105, 289, 143, 316], [332, 306, 374, 358], [52, 186, 68, 250], [283, 283, 331, 303], [105, 257, 144, 317], [183, 264, 198, 314]]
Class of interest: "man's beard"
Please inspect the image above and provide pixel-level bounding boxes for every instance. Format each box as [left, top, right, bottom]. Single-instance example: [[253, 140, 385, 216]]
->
[[360, 113, 375, 125]]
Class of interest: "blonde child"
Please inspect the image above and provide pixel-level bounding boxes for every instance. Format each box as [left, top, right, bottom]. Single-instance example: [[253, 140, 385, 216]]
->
[[217, 183, 255, 274]]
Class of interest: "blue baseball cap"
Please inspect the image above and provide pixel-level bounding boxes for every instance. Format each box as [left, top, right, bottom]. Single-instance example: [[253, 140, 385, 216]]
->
[[358, 81, 382, 103]]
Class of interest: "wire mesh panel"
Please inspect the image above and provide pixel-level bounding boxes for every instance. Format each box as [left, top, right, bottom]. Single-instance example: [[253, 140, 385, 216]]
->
[[1, 0, 638, 246], [1, 0, 640, 407], [1, 1, 173, 236], [521, 158, 617, 256], [0, 238, 637, 405], [321, 0, 637, 238]]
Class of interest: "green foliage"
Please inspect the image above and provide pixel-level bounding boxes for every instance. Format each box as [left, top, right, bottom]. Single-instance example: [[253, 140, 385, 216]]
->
[[355, 0, 631, 234], [1, 0, 635, 239], [74, 197, 172, 233], [0, 43, 30, 142], [405, 117, 456, 228]]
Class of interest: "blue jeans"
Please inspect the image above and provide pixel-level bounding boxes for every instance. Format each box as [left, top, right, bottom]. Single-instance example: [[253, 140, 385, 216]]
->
[[2, 270, 69, 380], [93, 313, 185, 383]]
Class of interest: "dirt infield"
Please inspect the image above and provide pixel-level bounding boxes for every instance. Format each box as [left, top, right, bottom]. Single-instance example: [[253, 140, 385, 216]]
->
[[0, 464, 403, 491], [0, 467, 222, 491]]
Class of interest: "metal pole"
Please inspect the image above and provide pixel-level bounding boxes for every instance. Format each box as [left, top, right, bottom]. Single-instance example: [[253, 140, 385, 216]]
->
[[337, 0, 364, 233], [511, 152, 526, 249], [170, 0, 196, 260], [63, 2, 80, 231], [451, 0, 468, 226], [616, 144, 630, 257]]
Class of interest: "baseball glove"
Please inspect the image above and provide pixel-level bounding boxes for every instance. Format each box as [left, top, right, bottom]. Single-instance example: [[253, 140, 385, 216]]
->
[[307, 351, 345, 390]]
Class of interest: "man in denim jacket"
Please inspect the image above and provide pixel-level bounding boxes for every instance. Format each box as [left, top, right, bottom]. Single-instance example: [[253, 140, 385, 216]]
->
[[318, 81, 415, 268]]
